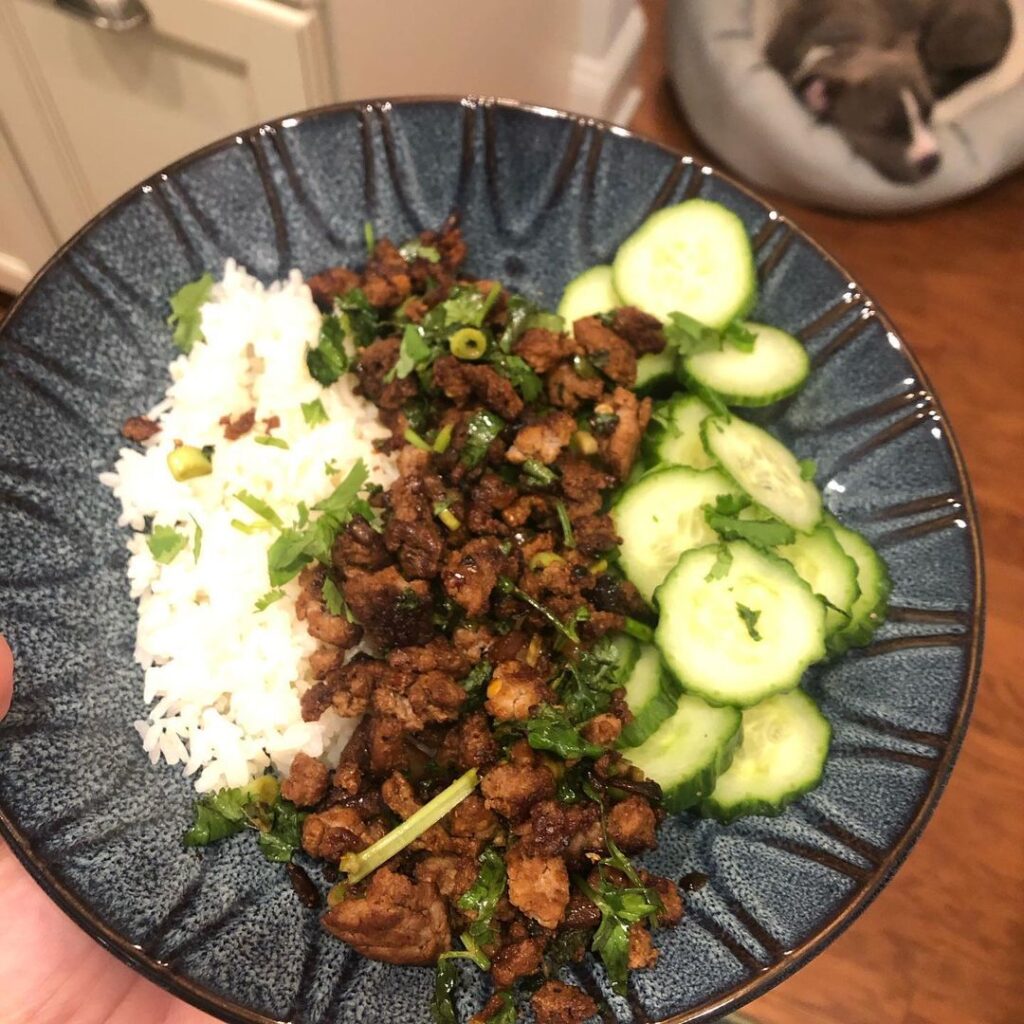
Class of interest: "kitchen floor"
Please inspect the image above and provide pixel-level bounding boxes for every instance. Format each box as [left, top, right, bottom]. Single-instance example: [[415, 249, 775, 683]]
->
[[634, 3, 1023, 1024]]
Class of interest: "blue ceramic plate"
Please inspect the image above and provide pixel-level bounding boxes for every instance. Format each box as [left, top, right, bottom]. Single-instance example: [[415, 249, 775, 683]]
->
[[0, 99, 983, 1023]]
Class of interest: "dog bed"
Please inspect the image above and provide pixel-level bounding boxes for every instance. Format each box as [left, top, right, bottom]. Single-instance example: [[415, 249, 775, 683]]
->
[[665, 0, 1024, 213]]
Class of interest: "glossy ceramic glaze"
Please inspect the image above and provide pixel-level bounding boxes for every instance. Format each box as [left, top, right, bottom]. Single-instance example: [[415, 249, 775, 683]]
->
[[0, 99, 983, 1024]]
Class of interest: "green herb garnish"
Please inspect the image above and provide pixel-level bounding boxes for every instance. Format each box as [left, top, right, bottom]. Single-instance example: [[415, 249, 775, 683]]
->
[[307, 313, 349, 385], [255, 589, 285, 611], [167, 273, 214, 354], [703, 494, 795, 549], [461, 410, 505, 468], [302, 398, 329, 426], [254, 435, 289, 450], [147, 525, 188, 564], [736, 603, 763, 641]]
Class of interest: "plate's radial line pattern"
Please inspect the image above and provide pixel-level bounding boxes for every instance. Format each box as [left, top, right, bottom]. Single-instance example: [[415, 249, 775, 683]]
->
[[160, 886, 260, 964], [0, 484, 71, 531], [453, 99, 478, 213], [825, 406, 932, 477], [163, 176, 232, 257], [800, 807, 887, 866], [20, 763, 137, 843], [568, 963, 617, 1024], [718, 895, 788, 960], [285, 920, 323, 1021], [848, 631, 970, 657], [626, 978, 654, 1024], [644, 159, 689, 218], [809, 312, 874, 369], [579, 122, 607, 259], [63, 259, 142, 343], [743, 834, 871, 882], [681, 165, 706, 201], [839, 711, 948, 749], [68, 246, 153, 317], [0, 334, 116, 398], [147, 178, 204, 274], [358, 104, 377, 214], [757, 224, 794, 281], [320, 952, 367, 1023], [246, 131, 292, 278], [267, 128, 344, 249], [831, 745, 938, 771], [751, 215, 784, 253], [374, 103, 428, 234], [142, 862, 210, 955], [796, 291, 862, 340], [874, 511, 968, 546], [0, 364, 101, 435], [684, 908, 764, 973], [886, 605, 971, 627], [861, 490, 963, 522], [41, 810, 168, 856], [814, 388, 930, 433]]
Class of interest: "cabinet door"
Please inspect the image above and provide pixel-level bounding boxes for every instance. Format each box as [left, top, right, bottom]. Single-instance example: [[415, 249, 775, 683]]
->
[[0, 0, 332, 243]]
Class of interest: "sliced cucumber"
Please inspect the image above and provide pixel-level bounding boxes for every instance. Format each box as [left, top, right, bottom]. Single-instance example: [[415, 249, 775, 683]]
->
[[608, 632, 641, 683], [824, 514, 892, 655], [655, 541, 826, 707], [618, 643, 680, 748], [557, 264, 620, 326], [701, 415, 823, 533], [612, 466, 740, 604], [701, 689, 831, 822], [683, 322, 809, 407], [635, 348, 679, 397], [624, 692, 742, 812], [645, 394, 716, 470], [612, 199, 757, 328], [777, 525, 860, 636]]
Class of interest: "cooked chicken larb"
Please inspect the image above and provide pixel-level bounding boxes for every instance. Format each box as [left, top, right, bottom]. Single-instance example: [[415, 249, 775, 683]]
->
[[288, 217, 680, 1021]]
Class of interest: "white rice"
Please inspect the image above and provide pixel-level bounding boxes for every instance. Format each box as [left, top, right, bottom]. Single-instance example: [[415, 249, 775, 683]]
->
[[101, 261, 394, 793]]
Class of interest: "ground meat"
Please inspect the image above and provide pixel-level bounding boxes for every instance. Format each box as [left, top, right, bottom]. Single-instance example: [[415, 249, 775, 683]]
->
[[611, 306, 666, 354], [307, 265, 361, 310], [333, 761, 362, 797], [384, 517, 445, 579], [484, 661, 554, 721], [302, 806, 381, 860], [373, 668, 465, 731], [490, 936, 546, 989], [295, 567, 364, 648], [368, 715, 410, 775], [387, 637, 471, 677], [361, 239, 413, 309], [588, 573, 649, 617], [572, 514, 620, 556], [322, 867, 450, 966], [573, 316, 637, 387], [219, 408, 256, 440], [501, 494, 551, 529], [280, 752, 329, 807], [513, 327, 574, 374], [354, 338, 418, 409], [439, 711, 502, 772], [302, 653, 391, 720], [381, 771, 423, 819], [462, 364, 525, 420], [506, 844, 569, 930], [442, 537, 510, 617], [628, 924, 659, 969], [480, 743, 556, 822], [518, 800, 600, 859], [563, 890, 601, 929], [597, 387, 653, 479], [308, 647, 344, 679], [415, 854, 477, 903], [471, 995, 513, 1024], [506, 410, 576, 465], [645, 871, 684, 927], [121, 416, 160, 442], [580, 713, 623, 748], [531, 979, 598, 1024], [332, 515, 391, 572], [342, 566, 435, 647], [546, 363, 604, 411], [607, 795, 658, 852], [451, 625, 497, 663], [447, 793, 501, 843], [433, 355, 473, 405], [557, 456, 616, 501]]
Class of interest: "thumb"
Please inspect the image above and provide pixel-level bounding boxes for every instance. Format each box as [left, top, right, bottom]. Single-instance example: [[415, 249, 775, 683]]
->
[[0, 636, 12, 719]]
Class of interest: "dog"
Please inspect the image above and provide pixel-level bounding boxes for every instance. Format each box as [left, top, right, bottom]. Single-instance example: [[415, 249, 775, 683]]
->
[[767, 0, 1014, 182]]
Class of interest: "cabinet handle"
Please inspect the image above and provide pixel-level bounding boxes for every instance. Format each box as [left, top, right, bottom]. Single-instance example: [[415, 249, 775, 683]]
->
[[54, 0, 148, 32]]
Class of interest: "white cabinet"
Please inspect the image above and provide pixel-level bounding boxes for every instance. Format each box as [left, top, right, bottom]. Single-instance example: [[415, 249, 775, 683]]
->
[[0, 0, 643, 291]]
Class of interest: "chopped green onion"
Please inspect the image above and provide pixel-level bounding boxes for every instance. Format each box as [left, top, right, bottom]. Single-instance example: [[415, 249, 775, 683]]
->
[[432, 422, 454, 453], [231, 518, 273, 534], [339, 769, 479, 883], [190, 515, 203, 562], [363, 220, 375, 256], [554, 499, 575, 549], [254, 435, 289, 450], [521, 459, 558, 487], [480, 281, 503, 320], [167, 445, 212, 481], [404, 427, 434, 452], [529, 551, 564, 570], [623, 617, 655, 643], [572, 430, 599, 456], [438, 508, 461, 532], [449, 326, 488, 361], [589, 558, 608, 575]]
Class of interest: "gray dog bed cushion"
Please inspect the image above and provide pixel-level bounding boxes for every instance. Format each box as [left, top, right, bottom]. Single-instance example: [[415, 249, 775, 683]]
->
[[666, 0, 1024, 214]]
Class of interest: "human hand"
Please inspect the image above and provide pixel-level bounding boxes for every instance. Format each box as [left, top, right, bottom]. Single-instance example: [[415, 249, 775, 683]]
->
[[0, 637, 220, 1024]]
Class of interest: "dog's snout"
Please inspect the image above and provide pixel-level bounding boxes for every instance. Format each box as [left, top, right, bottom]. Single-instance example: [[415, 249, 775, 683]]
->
[[916, 152, 941, 176]]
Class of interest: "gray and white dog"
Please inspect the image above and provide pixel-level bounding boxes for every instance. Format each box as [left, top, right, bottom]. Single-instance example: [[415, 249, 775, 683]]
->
[[767, 0, 1014, 181]]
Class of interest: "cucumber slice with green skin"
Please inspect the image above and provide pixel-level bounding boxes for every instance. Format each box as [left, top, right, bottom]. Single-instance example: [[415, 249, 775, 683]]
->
[[612, 466, 741, 604], [777, 525, 861, 636], [618, 643, 680, 748], [683, 322, 810, 407], [608, 632, 641, 683], [655, 540, 827, 707], [635, 348, 679, 397], [557, 264, 620, 326], [701, 415, 823, 533], [824, 514, 892, 655], [700, 689, 831, 823], [624, 692, 742, 812], [644, 394, 716, 470], [612, 199, 757, 328]]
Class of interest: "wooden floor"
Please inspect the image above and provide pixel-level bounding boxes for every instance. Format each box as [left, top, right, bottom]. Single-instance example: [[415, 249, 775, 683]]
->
[[632, 4, 1023, 1024]]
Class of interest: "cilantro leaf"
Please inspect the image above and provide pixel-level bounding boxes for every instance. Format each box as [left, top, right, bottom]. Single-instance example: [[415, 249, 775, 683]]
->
[[307, 313, 349, 385], [460, 660, 493, 700], [489, 353, 542, 402], [301, 399, 329, 426], [799, 457, 817, 481], [736, 603, 763, 641], [147, 525, 188, 564], [555, 635, 622, 724], [460, 410, 504, 468], [254, 435, 289, 450], [440, 284, 501, 328], [431, 957, 460, 1024], [703, 495, 796, 549], [322, 576, 345, 616], [256, 799, 305, 862], [399, 240, 441, 263], [705, 542, 733, 581], [314, 459, 370, 518], [167, 273, 214, 354], [457, 847, 506, 965], [255, 589, 285, 612], [723, 321, 758, 352], [334, 289, 380, 348], [234, 490, 284, 530], [664, 311, 722, 356], [190, 515, 203, 562], [266, 528, 316, 586], [521, 705, 604, 759], [393, 323, 433, 380]]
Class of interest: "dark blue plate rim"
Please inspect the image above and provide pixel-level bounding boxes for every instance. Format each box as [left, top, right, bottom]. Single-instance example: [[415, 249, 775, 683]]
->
[[0, 96, 985, 1024]]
